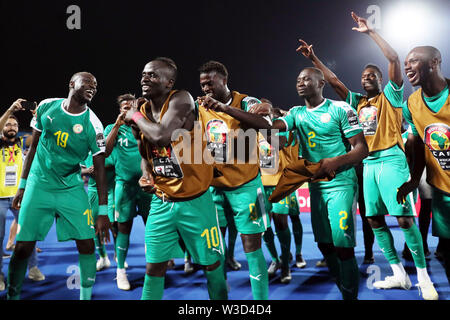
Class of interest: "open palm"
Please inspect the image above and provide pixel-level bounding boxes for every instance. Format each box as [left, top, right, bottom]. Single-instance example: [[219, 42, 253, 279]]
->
[[351, 11, 370, 33]]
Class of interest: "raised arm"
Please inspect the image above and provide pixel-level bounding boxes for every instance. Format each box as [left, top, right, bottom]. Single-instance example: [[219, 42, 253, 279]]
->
[[351, 11, 403, 87], [0, 99, 25, 131], [297, 39, 349, 101], [125, 91, 195, 147]]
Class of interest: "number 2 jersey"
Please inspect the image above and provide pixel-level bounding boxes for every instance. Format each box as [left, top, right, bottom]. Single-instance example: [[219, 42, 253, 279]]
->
[[278, 99, 362, 192], [29, 98, 106, 191]]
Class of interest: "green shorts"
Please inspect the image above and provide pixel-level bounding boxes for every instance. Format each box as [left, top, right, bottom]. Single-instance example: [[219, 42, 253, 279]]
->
[[210, 174, 270, 235], [17, 183, 95, 242], [363, 156, 416, 217], [115, 180, 152, 223], [145, 190, 223, 265], [88, 187, 116, 223], [310, 186, 357, 248], [431, 187, 450, 238], [263, 186, 299, 215]]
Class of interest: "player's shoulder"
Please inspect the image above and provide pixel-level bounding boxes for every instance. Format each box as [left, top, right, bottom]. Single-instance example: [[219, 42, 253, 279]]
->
[[37, 98, 64, 112], [327, 99, 355, 113], [86, 107, 104, 134], [287, 105, 305, 115], [169, 90, 195, 108]]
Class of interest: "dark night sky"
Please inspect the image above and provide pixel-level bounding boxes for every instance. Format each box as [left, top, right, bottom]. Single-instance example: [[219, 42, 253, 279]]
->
[[1, 0, 449, 130]]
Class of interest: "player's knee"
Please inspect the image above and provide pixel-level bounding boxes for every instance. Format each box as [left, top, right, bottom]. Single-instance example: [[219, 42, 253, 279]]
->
[[397, 216, 414, 229], [273, 213, 288, 231], [367, 216, 385, 229], [317, 242, 335, 256], [335, 247, 355, 260], [241, 233, 262, 253], [14, 241, 36, 259], [146, 262, 168, 277], [76, 239, 95, 255], [203, 260, 221, 272]]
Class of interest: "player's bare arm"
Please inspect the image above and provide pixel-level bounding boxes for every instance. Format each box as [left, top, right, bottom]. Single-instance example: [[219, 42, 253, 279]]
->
[[126, 91, 194, 147], [198, 96, 272, 130], [312, 132, 368, 180], [296, 39, 349, 100], [351, 11, 403, 87]]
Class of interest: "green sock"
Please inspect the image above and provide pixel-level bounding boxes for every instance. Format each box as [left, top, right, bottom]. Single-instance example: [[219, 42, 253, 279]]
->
[[7, 254, 29, 300], [94, 235, 107, 258], [245, 249, 269, 300], [402, 224, 426, 269], [290, 217, 303, 255], [323, 251, 341, 287], [277, 228, 291, 269], [204, 262, 228, 300], [372, 226, 401, 264], [141, 274, 164, 300], [338, 257, 359, 300], [263, 227, 279, 262], [116, 231, 130, 269], [79, 253, 97, 300]]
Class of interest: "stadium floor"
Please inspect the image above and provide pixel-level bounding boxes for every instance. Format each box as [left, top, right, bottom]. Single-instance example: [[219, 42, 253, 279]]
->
[[0, 211, 449, 301]]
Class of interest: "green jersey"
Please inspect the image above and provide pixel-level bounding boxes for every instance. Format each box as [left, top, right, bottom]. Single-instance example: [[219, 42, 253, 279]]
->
[[29, 98, 105, 191], [104, 124, 142, 183], [82, 149, 116, 192], [279, 99, 362, 191]]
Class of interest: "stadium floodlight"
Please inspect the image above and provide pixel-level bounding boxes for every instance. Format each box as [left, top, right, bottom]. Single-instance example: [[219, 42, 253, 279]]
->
[[382, 1, 438, 49]]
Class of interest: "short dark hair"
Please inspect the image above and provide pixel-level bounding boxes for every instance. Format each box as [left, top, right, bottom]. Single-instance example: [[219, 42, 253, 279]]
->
[[364, 64, 383, 78], [199, 61, 229, 79], [153, 57, 178, 81], [7, 115, 19, 122], [117, 93, 135, 106]]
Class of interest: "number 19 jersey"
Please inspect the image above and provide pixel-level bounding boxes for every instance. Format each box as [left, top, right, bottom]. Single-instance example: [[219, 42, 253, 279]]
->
[[30, 98, 106, 191]]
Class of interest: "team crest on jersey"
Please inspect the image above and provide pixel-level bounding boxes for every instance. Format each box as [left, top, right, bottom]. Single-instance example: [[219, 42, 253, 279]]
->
[[424, 123, 450, 170], [358, 106, 378, 136], [320, 113, 331, 123], [73, 124, 83, 134], [206, 120, 228, 162]]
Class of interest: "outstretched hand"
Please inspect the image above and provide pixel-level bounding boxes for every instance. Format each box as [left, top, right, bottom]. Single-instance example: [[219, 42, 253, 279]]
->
[[296, 39, 314, 59], [351, 11, 371, 33], [9, 99, 26, 113]]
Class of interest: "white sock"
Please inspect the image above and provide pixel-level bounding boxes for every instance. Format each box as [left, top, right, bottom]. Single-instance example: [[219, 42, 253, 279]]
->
[[417, 267, 431, 284], [391, 263, 407, 279]]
